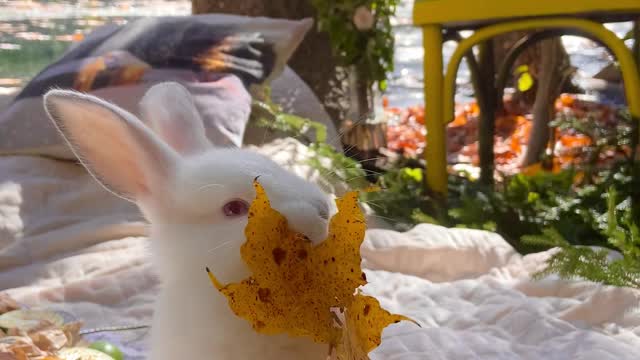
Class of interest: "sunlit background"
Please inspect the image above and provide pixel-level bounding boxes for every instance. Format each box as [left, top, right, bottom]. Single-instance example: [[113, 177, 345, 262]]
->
[[0, 0, 632, 107]]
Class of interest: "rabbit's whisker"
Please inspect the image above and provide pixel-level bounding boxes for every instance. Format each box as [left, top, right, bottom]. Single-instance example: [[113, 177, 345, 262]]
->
[[197, 183, 225, 192], [325, 114, 370, 145], [366, 214, 399, 223], [208, 238, 240, 254]]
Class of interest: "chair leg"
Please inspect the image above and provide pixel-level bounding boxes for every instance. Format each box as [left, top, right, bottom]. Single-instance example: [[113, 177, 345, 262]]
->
[[422, 25, 448, 199], [634, 20, 640, 67], [619, 20, 640, 142], [630, 20, 640, 166], [477, 40, 497, 187]]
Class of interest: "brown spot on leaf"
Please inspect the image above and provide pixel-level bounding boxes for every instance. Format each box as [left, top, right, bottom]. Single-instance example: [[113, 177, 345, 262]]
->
[[272, 247, 286, 265], [206, 181, 410, 357], [258, 288, 271, 303]]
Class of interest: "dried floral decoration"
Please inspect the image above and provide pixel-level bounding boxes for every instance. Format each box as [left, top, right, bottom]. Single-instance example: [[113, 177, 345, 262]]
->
[[207, 181, 410, 359], [0, 294, 93, 360]]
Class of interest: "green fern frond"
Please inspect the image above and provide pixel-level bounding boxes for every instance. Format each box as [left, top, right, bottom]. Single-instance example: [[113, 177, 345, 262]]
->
[[521, 227, 570, 249]]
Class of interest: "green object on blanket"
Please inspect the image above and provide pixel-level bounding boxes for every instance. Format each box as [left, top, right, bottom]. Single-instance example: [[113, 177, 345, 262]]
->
[[89, 341, 124, 360]]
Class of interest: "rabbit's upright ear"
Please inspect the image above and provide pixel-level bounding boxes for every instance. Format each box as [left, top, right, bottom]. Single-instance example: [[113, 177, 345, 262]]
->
[[44, 89, 180, 202], [139, 82, 212, 155]]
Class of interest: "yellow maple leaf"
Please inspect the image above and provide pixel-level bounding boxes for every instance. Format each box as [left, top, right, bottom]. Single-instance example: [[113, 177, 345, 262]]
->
[[330, 295, 407, 360], [207, 180, 408, 358]]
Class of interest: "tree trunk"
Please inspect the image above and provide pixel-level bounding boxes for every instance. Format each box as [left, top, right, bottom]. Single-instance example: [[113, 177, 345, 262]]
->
[[476, 41, 497, 187], [521, 38, 572, 167], [493, 31, 541, 108], [192, 0, 347, 127], [492, 32, 573, 167]]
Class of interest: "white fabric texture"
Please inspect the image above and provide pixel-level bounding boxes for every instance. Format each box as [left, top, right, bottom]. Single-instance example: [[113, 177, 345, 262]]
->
[[0, 138, 638, 359], [362, 225, 640, 360]]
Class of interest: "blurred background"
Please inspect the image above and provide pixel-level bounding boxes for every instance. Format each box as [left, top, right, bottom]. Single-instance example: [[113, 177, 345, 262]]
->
[[0, 0, 631, 106]]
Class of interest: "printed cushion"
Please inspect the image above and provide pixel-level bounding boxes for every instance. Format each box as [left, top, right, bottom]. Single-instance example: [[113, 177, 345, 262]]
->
[[0, 14, 312, 159]]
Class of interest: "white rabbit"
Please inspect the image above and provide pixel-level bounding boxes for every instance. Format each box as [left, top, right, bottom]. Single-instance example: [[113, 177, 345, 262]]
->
[[43, 82, 334, 360]]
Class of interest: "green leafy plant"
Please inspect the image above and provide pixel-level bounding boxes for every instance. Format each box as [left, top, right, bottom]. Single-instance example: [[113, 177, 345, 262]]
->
[[306, 142, 370, 190], [361, 167, 441, 230], [310, 0, 398, 90], [253, 90, 640, 288], [252, 87, 327, 144], [252, 87, 370, 191], [447, 160, 639, 251], [522, 187, 640, 288], [550, 108, 636, 181], [439, 108, 639, 254]]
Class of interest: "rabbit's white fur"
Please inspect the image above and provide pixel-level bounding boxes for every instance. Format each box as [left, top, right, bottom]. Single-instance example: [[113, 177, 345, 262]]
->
[[44, 82, 333, 359]]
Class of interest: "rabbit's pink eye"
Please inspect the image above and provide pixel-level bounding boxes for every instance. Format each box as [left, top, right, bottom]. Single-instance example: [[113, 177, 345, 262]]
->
[[222, 199, 249, 217]]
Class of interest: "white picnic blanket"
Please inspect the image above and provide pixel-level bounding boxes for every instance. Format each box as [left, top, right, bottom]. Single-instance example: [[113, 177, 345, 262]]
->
[[0, 137, 638, 359], [363, 226, 640, 359]]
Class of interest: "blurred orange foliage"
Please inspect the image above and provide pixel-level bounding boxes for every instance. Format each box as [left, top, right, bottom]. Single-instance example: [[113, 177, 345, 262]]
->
[[383, 94, 620, 176]]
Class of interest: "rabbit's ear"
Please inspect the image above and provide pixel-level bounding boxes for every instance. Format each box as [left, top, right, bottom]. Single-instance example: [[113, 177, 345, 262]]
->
[[44, 89, 180, 202], [139, 82, 212, 155]]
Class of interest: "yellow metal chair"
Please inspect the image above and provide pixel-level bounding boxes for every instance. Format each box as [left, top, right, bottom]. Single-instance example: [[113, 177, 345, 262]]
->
[[412, 0, 640, 197]]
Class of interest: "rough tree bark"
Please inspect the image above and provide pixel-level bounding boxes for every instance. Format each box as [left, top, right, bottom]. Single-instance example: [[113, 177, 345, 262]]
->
[[192, 0, 347, 126], [475, 40, 497, 187], [521, 38, 573, 167], [492, 33, 573, 167], [494, 31, 540, 108]]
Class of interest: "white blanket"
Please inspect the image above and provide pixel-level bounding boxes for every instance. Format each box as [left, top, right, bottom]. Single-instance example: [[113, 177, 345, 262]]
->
[[363, 227, 640, 359], [0, 139, 639, 359]]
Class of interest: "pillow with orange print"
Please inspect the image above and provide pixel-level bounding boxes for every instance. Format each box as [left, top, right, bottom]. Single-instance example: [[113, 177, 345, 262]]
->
[[0, 15, 312, 159]]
